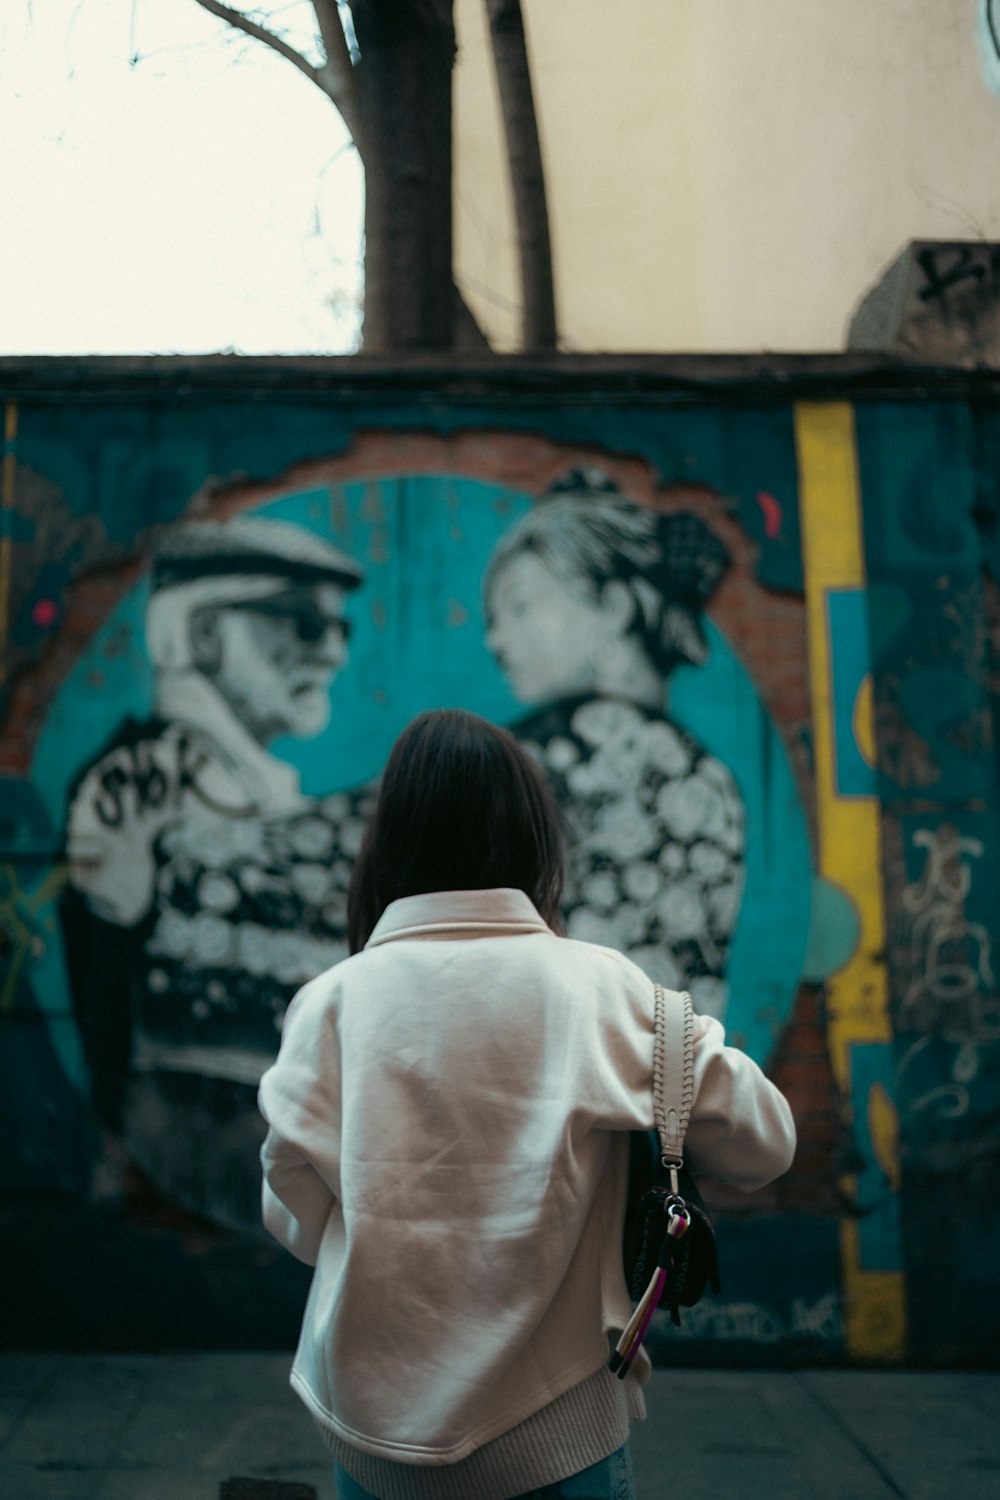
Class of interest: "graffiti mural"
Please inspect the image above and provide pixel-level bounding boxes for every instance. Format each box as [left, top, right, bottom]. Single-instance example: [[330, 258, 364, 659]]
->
[[58, 518, 370, 1227], [6, 359, 997, 1364], [29, 457, 811, 1244], [894, 820, 1000, 1143], [852, 396, 1000, 1362], [889, 815, 1000, 1362], [897, 825, 996, 1048], [796, 402, 906, 1362], [484, 470, 745, 1017]]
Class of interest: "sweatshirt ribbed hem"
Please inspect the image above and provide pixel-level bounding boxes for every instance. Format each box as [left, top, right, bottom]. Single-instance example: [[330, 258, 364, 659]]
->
[[323, 1365, 646, 1500]]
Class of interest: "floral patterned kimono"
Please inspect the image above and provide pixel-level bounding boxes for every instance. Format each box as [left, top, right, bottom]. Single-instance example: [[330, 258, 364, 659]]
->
[[62, 708, 373, 1230], [514, 694, 746, 1022]]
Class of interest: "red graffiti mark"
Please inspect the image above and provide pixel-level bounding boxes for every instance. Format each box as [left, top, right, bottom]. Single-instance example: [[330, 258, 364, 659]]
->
[[32, 598, 58, 628], [756, 491, 782, 540]]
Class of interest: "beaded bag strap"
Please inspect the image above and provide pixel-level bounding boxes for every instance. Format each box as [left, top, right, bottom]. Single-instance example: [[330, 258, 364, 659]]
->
[[652, 984, 695, 1177]]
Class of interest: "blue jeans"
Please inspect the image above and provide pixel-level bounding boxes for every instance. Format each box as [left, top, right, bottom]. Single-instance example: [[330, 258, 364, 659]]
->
[[335, 1442, 636, 1499]]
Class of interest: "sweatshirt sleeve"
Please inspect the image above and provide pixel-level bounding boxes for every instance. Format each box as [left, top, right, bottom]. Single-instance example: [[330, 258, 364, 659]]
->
[[685, 1012, 797, 1191], [257, 978, 342, 1267], [587, 951, 795, 1190]]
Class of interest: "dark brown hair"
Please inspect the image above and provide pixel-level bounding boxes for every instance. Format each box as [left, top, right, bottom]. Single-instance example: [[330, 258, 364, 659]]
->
[[347, 709, 565, 953]]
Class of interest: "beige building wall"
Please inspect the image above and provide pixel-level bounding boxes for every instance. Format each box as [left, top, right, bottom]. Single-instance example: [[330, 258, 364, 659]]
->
[[453, 0, 1000, 353]]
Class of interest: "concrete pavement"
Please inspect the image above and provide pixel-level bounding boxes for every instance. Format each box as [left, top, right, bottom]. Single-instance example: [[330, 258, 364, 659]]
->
[[0, 1354, 997, 1500]]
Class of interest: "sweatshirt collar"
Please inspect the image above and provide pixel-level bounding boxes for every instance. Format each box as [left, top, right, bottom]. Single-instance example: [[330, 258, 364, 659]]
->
[[365, 888, 552, 947]]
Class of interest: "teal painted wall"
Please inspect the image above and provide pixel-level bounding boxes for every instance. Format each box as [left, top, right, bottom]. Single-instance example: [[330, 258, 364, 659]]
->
[[0, 363, 996, 1363]]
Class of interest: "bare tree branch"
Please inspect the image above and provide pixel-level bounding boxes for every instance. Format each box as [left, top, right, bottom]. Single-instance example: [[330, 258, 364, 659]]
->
[[189, 0, 492, 352], [192, 1, 364, 147], [192, 0, 321, 86], [311, 0, 363, 145]]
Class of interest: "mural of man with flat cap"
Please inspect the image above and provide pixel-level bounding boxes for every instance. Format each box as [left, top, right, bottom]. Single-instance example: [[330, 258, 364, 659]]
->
[[62, 516, 368, 1229]]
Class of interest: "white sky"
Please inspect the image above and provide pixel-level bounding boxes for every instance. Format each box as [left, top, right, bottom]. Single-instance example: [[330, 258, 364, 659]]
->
[[7, 4, 1000, 361], [0, 1, 365, 354]]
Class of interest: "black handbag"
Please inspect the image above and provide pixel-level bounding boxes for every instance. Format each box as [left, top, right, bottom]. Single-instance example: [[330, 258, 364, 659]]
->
[[610, 985, 720, 1377]]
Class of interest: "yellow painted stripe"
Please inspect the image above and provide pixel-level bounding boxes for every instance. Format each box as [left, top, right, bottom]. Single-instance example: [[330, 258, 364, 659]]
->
[[795, 402, 906, 1363], [0, 401, 17, 685]]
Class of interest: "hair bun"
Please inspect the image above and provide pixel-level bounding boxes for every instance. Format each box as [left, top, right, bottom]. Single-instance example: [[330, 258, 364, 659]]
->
[[540, 469, 729, 612], [543, 466, 621, 500], [651, 512, 730, 612]]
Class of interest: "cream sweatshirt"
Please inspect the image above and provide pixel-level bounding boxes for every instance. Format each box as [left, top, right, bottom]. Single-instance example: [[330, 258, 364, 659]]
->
[[257, 888, 796, 1466]]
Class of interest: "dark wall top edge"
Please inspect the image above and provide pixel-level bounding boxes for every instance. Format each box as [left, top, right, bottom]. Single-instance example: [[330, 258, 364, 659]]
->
[[1, 353, 999, 405]]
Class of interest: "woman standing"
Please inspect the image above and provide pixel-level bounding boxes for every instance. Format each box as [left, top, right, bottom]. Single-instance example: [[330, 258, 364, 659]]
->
[[259, 709, 795, 1499], [484, 470, 743, 1024]]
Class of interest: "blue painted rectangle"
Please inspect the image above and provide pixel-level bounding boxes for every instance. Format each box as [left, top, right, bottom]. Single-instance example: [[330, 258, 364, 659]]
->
[[827, 588, 876, 799]]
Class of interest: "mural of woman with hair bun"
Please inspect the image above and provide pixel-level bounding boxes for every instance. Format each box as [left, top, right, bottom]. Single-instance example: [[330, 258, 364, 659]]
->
[[484, 469, 744, 1021]]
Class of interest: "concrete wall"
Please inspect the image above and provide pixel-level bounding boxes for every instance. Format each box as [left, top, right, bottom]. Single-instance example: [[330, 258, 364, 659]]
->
[[453, 0, 1000, 352], [0, 356, 997, 1365]]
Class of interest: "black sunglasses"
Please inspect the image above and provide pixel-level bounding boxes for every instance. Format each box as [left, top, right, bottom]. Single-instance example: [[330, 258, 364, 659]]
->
[[232, 598, 352, 645]]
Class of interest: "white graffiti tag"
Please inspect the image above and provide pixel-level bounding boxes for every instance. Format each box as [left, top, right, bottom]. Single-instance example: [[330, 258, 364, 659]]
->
[[899, 825, 998, 1040], [661, 1291, 842, 1345], [896, 824, 1000, 1123]]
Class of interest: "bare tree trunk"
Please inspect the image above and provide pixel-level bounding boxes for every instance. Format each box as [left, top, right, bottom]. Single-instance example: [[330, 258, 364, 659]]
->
[[353, 0, 457, 351], [485, 0, 556, 350], [192, 0, 492, 351]]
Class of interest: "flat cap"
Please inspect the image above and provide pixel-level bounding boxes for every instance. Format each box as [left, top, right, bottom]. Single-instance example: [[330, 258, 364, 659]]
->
[[152, 516, 363, 592]]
